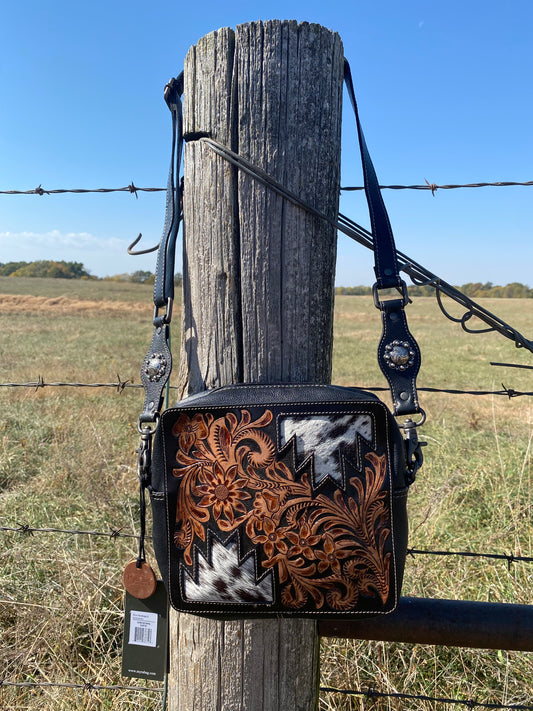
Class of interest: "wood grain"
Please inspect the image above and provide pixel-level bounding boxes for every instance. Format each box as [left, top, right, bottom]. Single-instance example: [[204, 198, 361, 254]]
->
[[170, 21, 343, 710]]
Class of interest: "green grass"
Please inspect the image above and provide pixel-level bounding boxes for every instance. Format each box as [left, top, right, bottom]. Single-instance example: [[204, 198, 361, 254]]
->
[[0, 281, 532, 710]]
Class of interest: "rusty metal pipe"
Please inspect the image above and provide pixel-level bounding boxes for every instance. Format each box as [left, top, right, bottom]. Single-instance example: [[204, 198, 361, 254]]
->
[[319, 597, 533, 651]]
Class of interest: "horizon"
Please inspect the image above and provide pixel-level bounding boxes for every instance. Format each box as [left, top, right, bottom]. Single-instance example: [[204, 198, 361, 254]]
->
[[1, 258, 532, 291]]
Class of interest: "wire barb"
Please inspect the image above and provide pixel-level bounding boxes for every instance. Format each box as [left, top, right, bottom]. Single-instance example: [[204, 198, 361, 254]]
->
[[115, 374, 130, 393], [16, 523, 34, 536], [425, 178, 438, 195], [502, 384, 521, 399]]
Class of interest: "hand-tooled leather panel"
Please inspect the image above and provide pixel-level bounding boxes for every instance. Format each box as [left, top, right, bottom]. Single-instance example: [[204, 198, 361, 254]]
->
[[150, 389, 409, 617]]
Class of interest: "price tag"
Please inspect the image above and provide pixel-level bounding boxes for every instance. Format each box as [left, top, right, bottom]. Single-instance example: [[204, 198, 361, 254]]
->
[[122, 581, 168, 681]]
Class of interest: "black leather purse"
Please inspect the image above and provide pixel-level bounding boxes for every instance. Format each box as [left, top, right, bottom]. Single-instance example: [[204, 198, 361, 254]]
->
[[134, 62, 425, 617]]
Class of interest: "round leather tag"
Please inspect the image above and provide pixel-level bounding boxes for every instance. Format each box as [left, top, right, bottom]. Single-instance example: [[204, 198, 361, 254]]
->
[[123, 560, 157, 599]]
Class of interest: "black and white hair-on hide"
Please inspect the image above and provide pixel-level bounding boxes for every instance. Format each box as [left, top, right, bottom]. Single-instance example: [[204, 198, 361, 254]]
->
[[279, 413, 372, 485], [182, 537, 274, 604]]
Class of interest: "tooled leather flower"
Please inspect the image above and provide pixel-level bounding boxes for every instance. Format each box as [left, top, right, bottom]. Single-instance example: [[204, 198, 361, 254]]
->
[[195, 462, 251, 525], [252, 517, 289, 558], [316, 534, 352, 574], [284, 519, 321, 560], [172, 413, 209, 454]]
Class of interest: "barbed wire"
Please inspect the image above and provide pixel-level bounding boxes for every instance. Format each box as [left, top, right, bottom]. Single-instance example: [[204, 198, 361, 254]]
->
[[341, 179, 533, 194], [1, 679, 529, 708], [2, 180, 533, 197], [1, 523, 530, 569], [0, 679, 163, 693], [0, 523, 145, 540], [1, 378, 531, 398], [0, 375, 177, 393], [320, 686, 533, 709], [362, 385, 533, 398], [407, 548, 533, 569], [0, 184, 165, 198], [0, 375, 139, 393]]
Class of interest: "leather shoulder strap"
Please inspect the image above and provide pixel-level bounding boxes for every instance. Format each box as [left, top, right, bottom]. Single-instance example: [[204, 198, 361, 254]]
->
[[141, 61, 422, 419], [343, 61, 401, 290], [138, 73, 183, 425], [153, 73, 184, 316], [344, 60, 421, 416]]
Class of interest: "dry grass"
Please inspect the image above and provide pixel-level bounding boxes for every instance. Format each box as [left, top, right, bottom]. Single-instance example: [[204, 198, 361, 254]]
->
[[0, 283, 532, 709], [0, 294, 152, 315]]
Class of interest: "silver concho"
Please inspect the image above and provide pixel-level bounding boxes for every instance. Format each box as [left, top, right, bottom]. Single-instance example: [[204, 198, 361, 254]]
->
[[143, 353, 167, 382], [383, 340, 415, 371]]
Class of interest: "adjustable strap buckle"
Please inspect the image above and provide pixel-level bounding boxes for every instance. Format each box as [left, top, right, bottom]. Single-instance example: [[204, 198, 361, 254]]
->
[[372, 280, 410, 310]]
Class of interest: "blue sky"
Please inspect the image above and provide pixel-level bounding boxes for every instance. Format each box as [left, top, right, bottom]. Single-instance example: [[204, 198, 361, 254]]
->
[[1, 1, 532, 286]]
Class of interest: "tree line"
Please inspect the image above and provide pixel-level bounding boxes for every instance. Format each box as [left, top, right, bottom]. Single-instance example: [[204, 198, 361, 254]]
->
[[0, 260, 92, 279], [0, 261, 182, 285], [336, 281, 533, 298], [0, 262, 528, 297]]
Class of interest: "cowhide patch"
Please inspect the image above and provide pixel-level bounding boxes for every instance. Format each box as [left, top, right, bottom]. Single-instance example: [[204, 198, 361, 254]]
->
[[279, 413, 373, 485], [182, 537, 274, 604]]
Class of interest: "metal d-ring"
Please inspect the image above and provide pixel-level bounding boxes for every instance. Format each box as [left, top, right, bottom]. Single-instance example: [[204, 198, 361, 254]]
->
[[399, 408, 427, 429]]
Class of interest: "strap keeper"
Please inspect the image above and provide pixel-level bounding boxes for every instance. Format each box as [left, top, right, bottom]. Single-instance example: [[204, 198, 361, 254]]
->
[[153, 297, 173, 326]]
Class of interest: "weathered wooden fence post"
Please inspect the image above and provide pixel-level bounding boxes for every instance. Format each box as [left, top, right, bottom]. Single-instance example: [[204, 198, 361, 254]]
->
[[170, 20, 344, 710]]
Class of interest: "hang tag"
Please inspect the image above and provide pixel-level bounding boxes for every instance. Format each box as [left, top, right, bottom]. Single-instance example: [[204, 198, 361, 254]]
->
[[123, 559, 157, 599], [122, 581, 168, 681]]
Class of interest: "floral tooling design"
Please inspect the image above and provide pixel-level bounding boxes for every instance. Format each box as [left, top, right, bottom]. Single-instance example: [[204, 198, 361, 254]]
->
[[171, 409, 392, 611]]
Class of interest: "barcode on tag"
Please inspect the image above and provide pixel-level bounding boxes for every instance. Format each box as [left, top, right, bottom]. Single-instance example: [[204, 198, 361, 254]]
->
[[128, 610, 158, 648], [134, 626, 152, 645]]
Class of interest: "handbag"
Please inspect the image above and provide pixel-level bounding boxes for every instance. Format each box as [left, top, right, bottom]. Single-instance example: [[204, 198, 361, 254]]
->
[[133, 61, 425, 617]]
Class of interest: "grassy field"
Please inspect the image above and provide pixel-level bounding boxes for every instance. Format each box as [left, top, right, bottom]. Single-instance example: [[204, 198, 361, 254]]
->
[[0, 277, 532, 710]]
